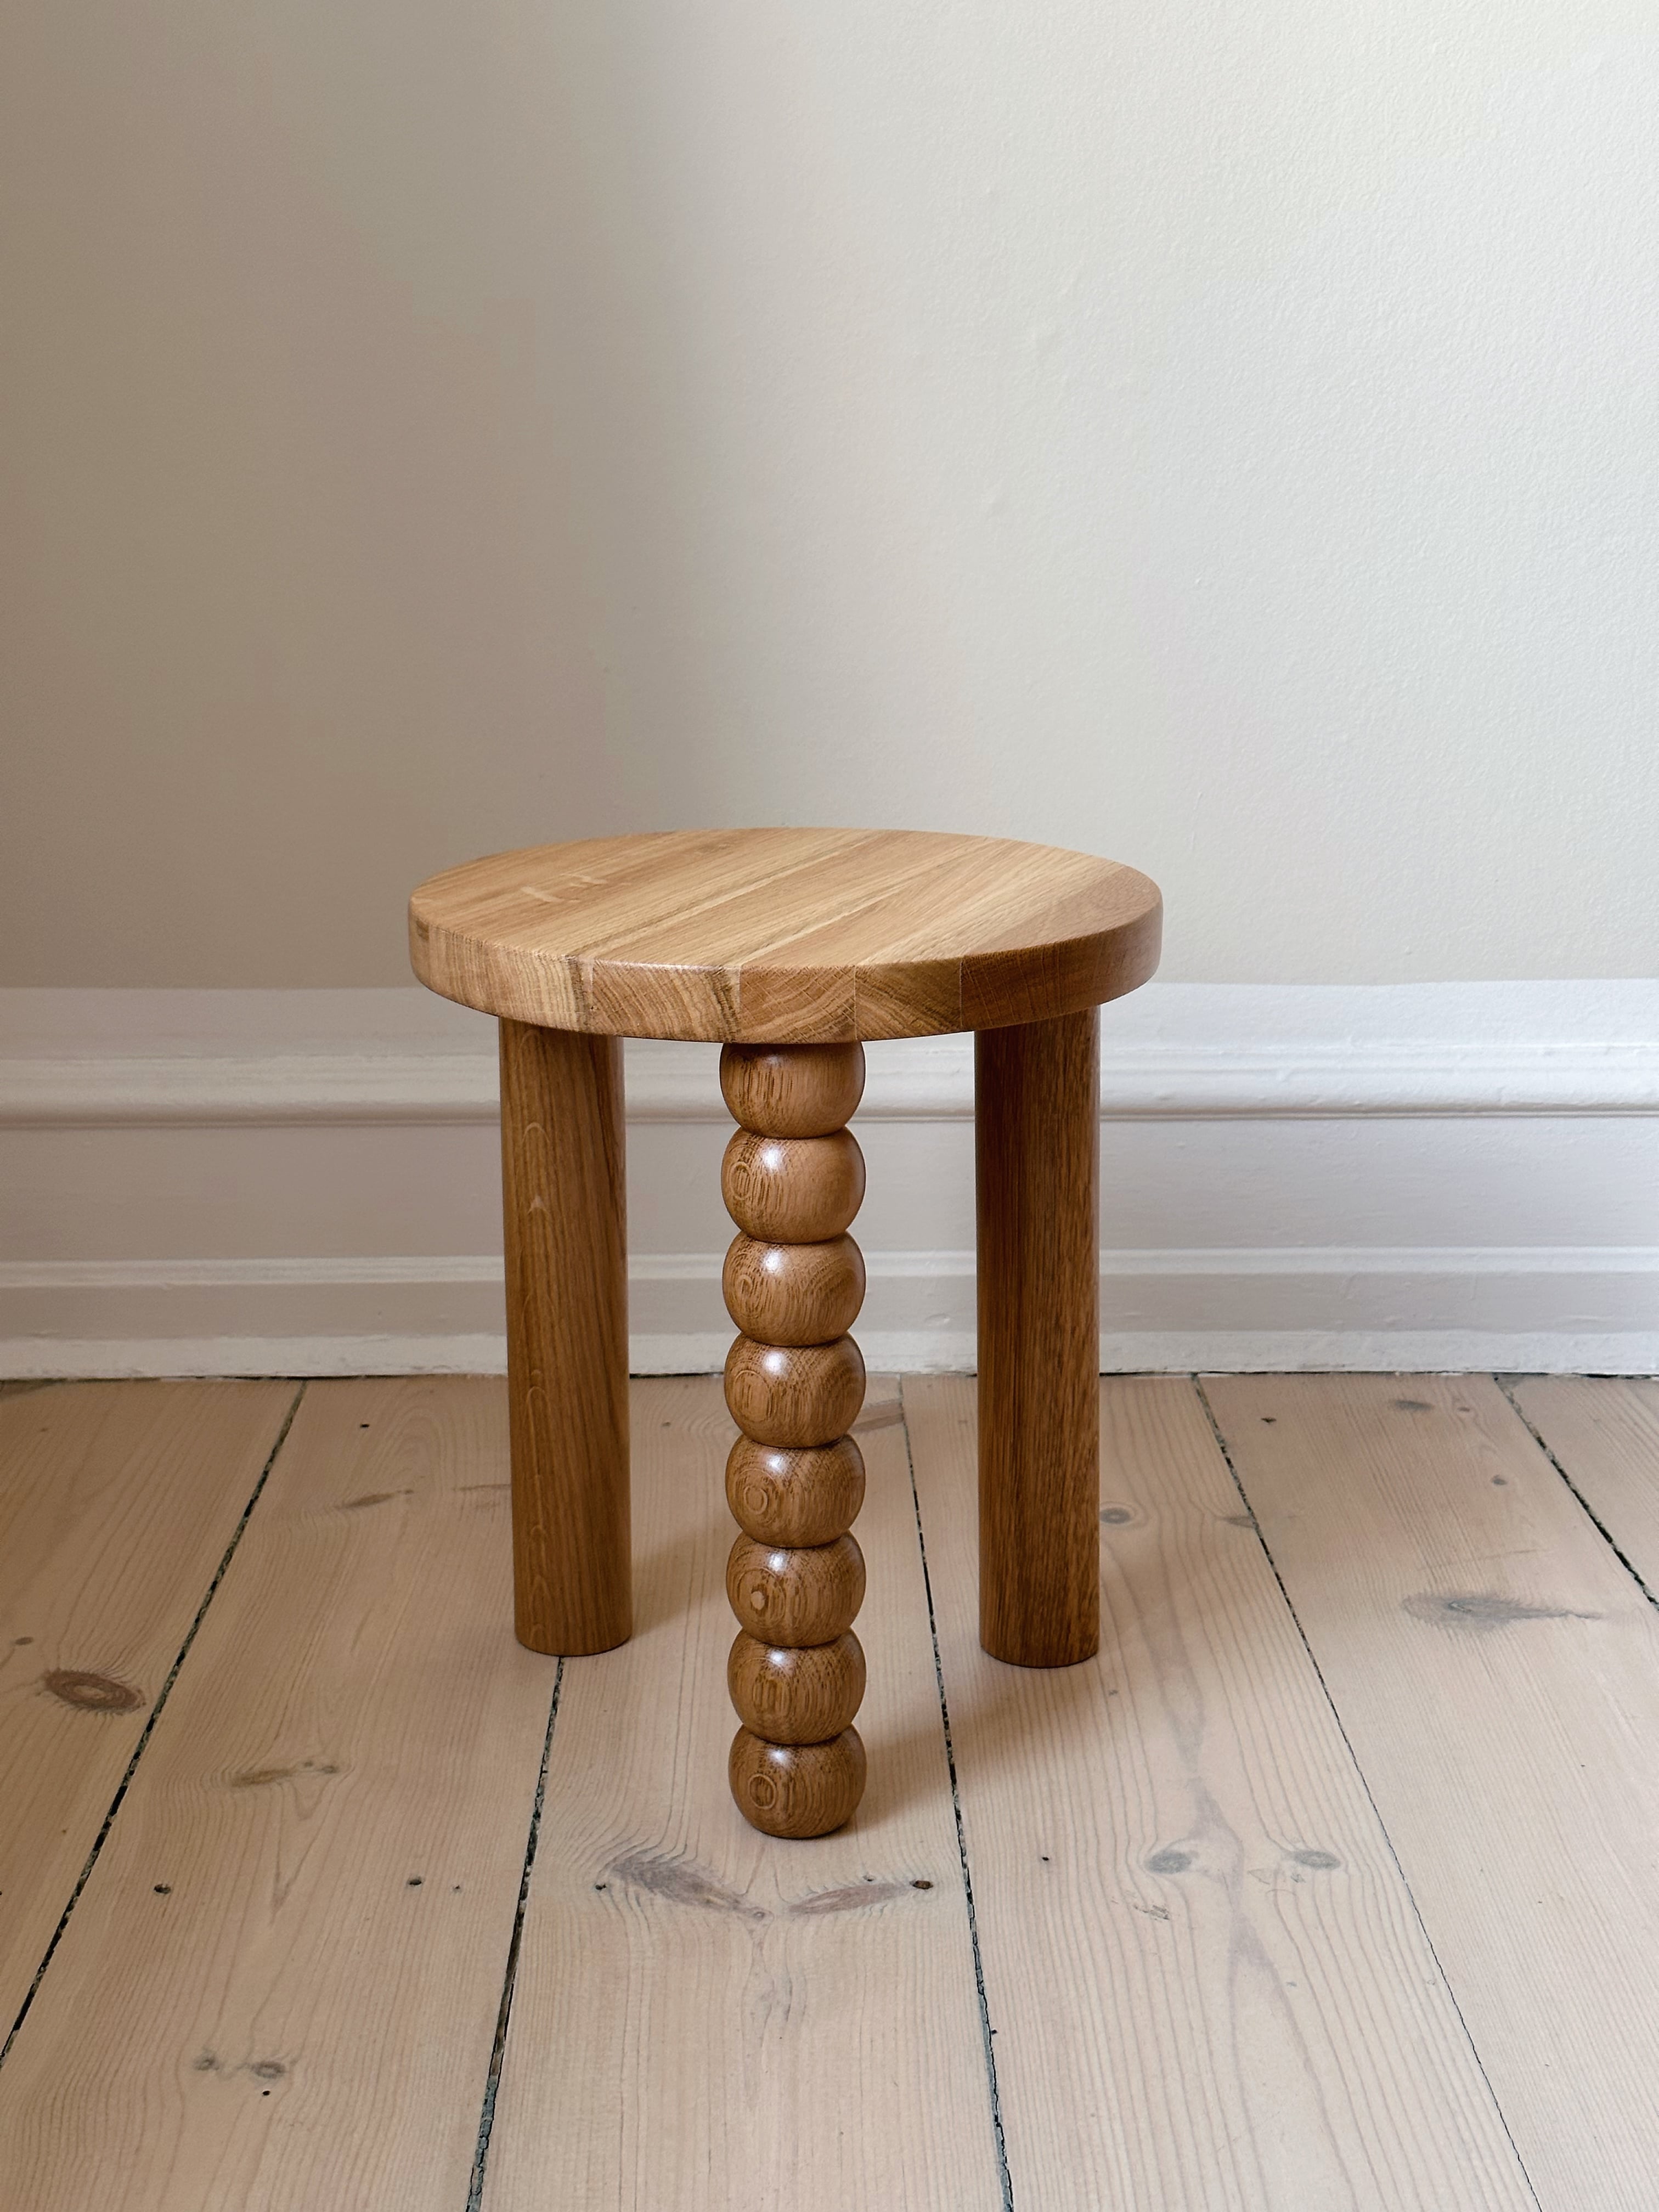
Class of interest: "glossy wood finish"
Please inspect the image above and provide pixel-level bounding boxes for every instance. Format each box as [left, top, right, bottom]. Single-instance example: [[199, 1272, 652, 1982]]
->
[[723, 1234, 866, 1346], [410, 828, 1162, 1042], [721, 1041, 866, 1135], [727, 1630, 866, 1743], [727, 1534, 866, 1648], [721, 1131, 866, 1244], [499, 1019, 630, 1655], [413, 831, 1158, 1838], [975, 1011, 1101, 1667], [727, 1729, 868, 1842], [720, 1041, 870, 1836], [724, 1436, 867, 1547], [723, 1336, 867, 1449]]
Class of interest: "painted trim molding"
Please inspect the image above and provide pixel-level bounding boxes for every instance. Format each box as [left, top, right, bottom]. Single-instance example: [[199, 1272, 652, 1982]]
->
[[3, 1248, 1657, 1381], [7, 983, 1659, 1126], [3, 983, 1657, 1377]]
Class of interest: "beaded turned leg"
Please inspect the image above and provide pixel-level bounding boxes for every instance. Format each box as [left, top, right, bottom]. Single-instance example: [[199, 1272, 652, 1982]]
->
[[719, 1042, 869, 1838]]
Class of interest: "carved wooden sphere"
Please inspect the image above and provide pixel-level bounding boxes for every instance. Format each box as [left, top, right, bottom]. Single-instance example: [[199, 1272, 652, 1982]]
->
[[727, 1630, 865, 1744], [722, 1233, 865, 1347], [720, 1041, 866, 1137], [720, 1131, 865, 1244], [728, 1726, 867, 1838], [724, 1435, 866, 1547], [726, 1532, 865, 1647], [724, 1335, 866, 1448]]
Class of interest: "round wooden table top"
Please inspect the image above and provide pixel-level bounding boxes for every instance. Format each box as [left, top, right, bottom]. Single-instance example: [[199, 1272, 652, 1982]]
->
[[409, 827, 1161, 1042]]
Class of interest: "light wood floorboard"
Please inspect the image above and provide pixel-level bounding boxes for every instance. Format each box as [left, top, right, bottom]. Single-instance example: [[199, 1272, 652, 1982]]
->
[[480, 1376, 1005, 2212], [5, 1371, 1659, 2209], [904, 1375, 1534, 2211], [0, 1379, 298, 2034], [0, 1378, 558, 2212], [1508, 1375, 1659, 1590], [1205, 1372, 1659, 2212]]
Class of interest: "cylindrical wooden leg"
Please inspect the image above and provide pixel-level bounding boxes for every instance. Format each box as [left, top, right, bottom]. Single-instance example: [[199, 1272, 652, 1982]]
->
[[975, 1009, 1100, 1667], [500, 1018, 630, 1656], [720, 1042, 869, 1837]]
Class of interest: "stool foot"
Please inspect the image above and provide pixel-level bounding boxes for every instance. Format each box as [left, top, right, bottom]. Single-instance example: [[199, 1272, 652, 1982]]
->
[[719, 1042, 870, 1837], [975, 1011, 1101, 1668]]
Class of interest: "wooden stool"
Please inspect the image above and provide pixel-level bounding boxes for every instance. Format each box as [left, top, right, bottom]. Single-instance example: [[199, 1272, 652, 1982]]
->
[[409, 829, 1161, 1838]]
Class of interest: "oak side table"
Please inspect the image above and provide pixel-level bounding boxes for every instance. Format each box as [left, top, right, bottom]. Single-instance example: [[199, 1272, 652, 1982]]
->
[[409, 829, 1161, 1838]]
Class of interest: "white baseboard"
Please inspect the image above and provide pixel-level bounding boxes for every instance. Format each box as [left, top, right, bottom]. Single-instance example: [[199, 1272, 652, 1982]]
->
[[3, 983, 1657, 1378], [2, 1249, 1654, 1379]]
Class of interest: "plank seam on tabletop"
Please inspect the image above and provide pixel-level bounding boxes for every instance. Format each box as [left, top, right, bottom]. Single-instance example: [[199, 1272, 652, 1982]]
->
[[466, 1660, 563, 2212], [1190, 1376, 1547, 2212], [897, 1378, 1014, 2212], [1493, 1375, 1659, 1610], [0, 1380, 308, 2072]]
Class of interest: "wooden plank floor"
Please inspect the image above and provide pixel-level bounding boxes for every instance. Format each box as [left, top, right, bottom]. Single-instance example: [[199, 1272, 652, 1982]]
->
[[0, 1379, 558, 2212], [0, 1380, 300, 2033], [1508, 1375, 1659, 1588], [904, 1377, 1533, 2211], [1204, 1375, 1659, 2210], [2, 1370, 1656, 2209], [481, 1379, 1001, 2212]]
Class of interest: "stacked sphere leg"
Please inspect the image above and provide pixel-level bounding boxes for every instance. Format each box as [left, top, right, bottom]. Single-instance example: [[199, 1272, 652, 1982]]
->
[[720, 1041, 869, 1837]]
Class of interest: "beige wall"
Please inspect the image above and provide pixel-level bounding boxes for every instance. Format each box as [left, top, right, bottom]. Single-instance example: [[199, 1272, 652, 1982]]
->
[[5, 0, 1657, 986]]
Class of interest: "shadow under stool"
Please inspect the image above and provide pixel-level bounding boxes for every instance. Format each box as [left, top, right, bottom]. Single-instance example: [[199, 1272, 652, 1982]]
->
[[409, 828, 1162, 1837]]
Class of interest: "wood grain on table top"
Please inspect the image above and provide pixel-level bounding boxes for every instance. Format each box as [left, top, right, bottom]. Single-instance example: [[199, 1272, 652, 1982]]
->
[[410, 827, 1161, 1041]]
